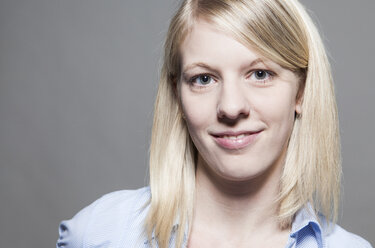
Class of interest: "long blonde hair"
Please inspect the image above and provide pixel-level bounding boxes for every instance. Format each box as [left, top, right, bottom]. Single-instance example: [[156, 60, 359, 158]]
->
[[147, 0, 341, 247]]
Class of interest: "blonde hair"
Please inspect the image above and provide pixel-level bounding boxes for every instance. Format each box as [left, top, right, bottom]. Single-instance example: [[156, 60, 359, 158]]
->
[[146, 0, 341, 247]]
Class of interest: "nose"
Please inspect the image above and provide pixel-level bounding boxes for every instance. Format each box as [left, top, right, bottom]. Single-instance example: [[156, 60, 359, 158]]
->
[[217, 80, 250, 121]]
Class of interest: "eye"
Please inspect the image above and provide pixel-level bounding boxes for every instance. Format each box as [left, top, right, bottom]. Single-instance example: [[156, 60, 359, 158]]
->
[[254, 70, 267, 80], [191, 74, 215, 86], [251, 70, 271, 81]]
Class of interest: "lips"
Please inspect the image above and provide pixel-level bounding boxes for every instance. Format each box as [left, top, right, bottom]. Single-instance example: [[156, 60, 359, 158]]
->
[[211, 130, 262, 150]]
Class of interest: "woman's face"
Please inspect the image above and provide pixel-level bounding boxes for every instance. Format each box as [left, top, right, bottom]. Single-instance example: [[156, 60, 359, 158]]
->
[[179, 20, 302, 182]]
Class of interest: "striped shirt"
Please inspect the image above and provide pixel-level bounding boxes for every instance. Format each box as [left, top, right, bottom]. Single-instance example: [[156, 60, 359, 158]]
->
[[57, 187, 372, 248]]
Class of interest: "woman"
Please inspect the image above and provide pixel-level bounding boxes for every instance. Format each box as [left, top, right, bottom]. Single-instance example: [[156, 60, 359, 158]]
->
[[57, 0, 372, 247]]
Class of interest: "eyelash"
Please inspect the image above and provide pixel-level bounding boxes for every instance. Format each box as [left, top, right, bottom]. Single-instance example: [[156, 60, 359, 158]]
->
[[188, 74, 217, 88], [187, 70, 275, 88], [248, 70, 274, 84]]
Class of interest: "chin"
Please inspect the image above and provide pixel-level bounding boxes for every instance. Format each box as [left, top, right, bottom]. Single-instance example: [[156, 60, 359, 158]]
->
[[223, 168, 269, 182], [209, 152, 283, 182], [211, 159, 269, 181]]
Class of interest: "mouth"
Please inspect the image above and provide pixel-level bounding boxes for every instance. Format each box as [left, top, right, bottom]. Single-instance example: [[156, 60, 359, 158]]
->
[[219, 133, 250, 140], [211, 130, 262, 150]]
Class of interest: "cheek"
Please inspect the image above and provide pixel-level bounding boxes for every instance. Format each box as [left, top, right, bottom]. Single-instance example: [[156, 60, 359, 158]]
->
[[251, 89, 296, 129], [180, 91, 216, 132]]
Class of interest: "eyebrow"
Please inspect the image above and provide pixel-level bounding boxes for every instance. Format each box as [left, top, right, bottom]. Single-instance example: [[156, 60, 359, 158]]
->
[[248, 58, 265, 67], [182, 62, 217, 74], [182, 58, 266, 74]]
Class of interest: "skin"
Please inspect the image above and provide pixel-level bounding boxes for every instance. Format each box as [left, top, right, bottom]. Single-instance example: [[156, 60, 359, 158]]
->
[[178, 19, 302, 248]]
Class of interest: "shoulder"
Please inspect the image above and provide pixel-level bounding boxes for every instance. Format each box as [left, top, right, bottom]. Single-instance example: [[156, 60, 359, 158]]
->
[[325, 223, 372, 248], [56, 187, 151, 248]]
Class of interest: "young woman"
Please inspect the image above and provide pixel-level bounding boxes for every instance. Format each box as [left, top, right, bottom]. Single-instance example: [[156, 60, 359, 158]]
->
[[57, 0, 372, 247]]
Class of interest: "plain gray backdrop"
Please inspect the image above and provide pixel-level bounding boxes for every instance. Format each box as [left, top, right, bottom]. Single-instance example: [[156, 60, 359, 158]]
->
[[0, 0, 374, 247]]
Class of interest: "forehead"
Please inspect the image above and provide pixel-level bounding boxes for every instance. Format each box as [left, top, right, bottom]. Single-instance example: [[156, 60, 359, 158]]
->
[[179, 19, 280, 71]]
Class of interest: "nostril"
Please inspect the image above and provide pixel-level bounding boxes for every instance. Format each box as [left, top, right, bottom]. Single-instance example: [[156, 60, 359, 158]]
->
[[217, 103, 250, 120], [217, 111, 250, 126], [217, 83, 250, 120]]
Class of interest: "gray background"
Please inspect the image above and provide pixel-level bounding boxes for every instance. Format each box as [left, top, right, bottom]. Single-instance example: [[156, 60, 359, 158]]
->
[[0, 0, 373, 247]]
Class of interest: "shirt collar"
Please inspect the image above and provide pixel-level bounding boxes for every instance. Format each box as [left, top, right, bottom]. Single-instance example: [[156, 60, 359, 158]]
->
[[290, 204, 326, 247], [144, 221, 187, 247], [145, 204, 326, 247]]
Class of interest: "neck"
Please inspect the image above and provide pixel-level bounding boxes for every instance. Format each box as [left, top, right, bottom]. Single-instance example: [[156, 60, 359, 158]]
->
[[193, 154, 285, 234]]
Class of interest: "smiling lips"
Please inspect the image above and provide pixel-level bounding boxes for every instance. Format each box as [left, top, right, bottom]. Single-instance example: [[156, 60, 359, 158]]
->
[[211, 130, 262, 150]]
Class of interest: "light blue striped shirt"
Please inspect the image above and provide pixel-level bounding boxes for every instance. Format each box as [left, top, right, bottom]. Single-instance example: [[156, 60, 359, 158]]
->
[[57, 187, 372, 248]]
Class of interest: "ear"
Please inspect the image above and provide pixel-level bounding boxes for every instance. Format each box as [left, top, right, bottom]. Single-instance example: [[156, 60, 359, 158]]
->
[[172, 78, 187, 120], [171, 76, 184, 117], [295, 77, 305, 115], [295, 97, 302, 115], [171, 75, 179, 99]]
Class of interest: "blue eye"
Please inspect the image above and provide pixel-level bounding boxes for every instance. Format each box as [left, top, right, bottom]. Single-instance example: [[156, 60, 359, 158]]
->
[[193, 75, 214, 85], [252, 70, 270, 81]]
